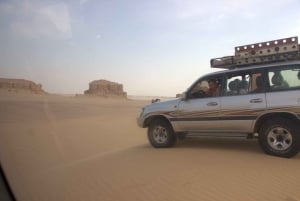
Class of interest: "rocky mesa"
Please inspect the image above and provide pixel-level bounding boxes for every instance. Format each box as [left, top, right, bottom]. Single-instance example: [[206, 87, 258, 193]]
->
[[84, 79, 127, 98], [0, 78, 46, 94]]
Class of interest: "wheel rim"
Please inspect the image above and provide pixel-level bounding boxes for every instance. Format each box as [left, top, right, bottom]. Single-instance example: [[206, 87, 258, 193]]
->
[[267, 127, 292, 151], [153, 126, 168, 144]]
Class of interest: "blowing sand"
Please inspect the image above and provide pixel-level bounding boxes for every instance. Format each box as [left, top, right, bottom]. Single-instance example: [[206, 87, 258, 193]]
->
[[0, 93, 300, 201]]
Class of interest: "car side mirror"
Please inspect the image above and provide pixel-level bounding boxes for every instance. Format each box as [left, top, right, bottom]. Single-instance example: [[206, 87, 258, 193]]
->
[[181, 92, 188, 100]]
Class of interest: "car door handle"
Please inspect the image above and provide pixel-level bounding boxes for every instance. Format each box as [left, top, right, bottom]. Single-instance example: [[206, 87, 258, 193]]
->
[[207, 102, 218, 106], [250, 99, 263, 103]]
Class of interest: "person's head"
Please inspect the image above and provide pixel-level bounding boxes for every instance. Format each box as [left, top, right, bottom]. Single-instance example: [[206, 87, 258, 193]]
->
[[208, 78, 219, 90], [272, 72, 283, 86]]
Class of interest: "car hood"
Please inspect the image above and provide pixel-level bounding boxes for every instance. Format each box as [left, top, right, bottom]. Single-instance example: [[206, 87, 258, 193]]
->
[[143, 98, 181, 114]]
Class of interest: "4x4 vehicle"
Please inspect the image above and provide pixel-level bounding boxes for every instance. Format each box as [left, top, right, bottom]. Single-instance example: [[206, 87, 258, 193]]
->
[[137, 36, 300, 158]]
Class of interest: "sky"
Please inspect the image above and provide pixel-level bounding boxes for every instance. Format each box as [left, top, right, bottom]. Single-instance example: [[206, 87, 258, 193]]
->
[[0, 0, 300, 96]]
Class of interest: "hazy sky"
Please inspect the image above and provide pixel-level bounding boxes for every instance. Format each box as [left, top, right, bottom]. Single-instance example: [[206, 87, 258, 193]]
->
[[1, 0, 300, 96]]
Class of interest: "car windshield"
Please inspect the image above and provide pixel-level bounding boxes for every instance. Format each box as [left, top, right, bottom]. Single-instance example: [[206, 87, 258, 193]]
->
[[1, 1, 300, 201]]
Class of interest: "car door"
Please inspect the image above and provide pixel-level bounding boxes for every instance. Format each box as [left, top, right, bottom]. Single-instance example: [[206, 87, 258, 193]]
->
[[176, 77, 222, 132], [219, 70, 267, 133], [265, 64, 300, 113]]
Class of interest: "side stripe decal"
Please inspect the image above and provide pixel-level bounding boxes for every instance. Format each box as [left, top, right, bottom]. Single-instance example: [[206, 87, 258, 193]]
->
[[170, 116, 256, 122]]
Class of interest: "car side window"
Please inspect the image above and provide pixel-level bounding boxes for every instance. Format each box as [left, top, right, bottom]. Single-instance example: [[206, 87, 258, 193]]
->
[[225, 74, 249, 95], [190, 80, 208, 95], [225, 72, 264, 96], [267, 65, 300, 91], [188, 77, 221, 99]]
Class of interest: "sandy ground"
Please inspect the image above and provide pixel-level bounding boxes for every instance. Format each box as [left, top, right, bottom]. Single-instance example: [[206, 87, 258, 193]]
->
[[0, 93, 300, 201]]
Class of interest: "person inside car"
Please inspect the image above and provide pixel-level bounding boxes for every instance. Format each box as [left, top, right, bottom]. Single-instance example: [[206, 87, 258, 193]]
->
[[205, 78, 220, 97], [271, 71, 289, 89], [252, 75, 264, 93]]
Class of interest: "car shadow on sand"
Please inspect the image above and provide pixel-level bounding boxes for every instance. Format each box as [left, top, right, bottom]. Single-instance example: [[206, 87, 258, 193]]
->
[[135, 137, 266, 156], [141, 137, 300, 159], [134, 137, 300, 159], [177, 137, 261, 152]]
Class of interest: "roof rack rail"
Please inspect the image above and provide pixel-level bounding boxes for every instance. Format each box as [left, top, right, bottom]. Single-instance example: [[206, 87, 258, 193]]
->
[[211, 36, 300, 69]]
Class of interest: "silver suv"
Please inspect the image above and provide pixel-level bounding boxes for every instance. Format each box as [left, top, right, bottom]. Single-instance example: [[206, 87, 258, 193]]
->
[[137, 36, 300, 158]]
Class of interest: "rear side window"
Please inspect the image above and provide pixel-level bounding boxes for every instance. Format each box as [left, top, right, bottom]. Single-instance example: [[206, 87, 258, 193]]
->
[[224, 71, 264, 96], [267, 65, 300, 91]]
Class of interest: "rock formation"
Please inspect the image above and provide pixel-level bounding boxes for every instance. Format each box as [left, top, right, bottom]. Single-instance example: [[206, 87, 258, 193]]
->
[[0, 78, 46, 94], [84, 79, 127, 98]]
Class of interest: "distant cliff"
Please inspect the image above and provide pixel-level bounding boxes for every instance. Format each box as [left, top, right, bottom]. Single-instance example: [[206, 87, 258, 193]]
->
[[84, 79, 127, 98], [0, 78, 46, 94]]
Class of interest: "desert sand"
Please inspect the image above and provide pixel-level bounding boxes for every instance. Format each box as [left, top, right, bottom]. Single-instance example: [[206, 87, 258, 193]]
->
[[0, 93, 300, 201]]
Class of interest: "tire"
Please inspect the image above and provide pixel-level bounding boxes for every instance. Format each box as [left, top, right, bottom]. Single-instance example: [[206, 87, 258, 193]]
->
[[259, 118, 299, 158], [147, 119, 176, 148]]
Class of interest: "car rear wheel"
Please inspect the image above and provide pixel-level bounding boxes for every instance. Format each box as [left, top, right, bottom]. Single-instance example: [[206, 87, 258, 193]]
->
[[259, 118, 299, 158], [148, 119, 176, 148]]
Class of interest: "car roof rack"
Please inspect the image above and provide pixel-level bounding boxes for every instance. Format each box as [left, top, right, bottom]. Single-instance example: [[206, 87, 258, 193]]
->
[[210, 36, 300, 69]]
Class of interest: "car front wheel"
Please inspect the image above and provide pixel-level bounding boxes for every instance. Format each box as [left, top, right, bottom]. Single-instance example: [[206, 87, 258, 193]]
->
[[259, 118, 299, 158], [148, 119, 176, 148]]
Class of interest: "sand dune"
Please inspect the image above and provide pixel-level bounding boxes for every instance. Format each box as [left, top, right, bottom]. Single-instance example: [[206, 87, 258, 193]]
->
[[0, 93, 300, 201]]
